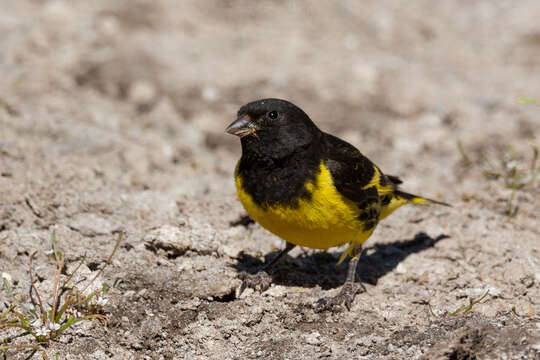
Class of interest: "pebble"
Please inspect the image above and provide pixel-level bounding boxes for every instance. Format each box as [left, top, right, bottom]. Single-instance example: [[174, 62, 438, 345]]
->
[[263, 285, 287, 298], [144, 225, 191, 255], [129, 80, 158, 106], [305, 331, 321, 345], [395, 263, 407, 274], [68, 213, 117, 236]]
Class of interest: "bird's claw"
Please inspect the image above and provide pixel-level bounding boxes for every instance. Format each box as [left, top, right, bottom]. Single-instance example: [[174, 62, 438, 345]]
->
[[237, 271, 273, 296], [314, 282, 365, 313]]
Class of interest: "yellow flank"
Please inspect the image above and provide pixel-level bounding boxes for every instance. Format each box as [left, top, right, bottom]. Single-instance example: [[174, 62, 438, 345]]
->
[[236, 162, 367, 250]]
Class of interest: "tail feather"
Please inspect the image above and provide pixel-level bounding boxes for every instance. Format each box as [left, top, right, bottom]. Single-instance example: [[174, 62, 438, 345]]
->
[[393, 190, 451, 207]]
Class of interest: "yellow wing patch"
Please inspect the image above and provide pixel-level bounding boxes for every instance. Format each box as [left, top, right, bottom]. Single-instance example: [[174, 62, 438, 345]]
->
[[363, 166, 393, 195]]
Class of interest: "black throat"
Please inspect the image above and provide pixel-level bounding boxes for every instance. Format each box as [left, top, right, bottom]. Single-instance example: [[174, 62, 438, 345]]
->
[[238, 135, 321, 208]]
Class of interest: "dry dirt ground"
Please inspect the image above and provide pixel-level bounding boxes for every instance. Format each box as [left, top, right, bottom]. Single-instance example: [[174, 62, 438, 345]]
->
[[1, 1, 539, 359]]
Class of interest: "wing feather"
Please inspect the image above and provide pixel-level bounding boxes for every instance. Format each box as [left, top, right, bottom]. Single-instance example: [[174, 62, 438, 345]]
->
[[321, 132, 393, 204]]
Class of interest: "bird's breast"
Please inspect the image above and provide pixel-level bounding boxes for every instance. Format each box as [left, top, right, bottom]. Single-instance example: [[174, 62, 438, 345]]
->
[[235, 162, 365, 249]]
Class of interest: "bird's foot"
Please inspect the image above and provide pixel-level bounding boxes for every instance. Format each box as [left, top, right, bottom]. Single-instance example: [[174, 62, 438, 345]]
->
[[237, 271, 273, 295], [314, 282, 365, 313]]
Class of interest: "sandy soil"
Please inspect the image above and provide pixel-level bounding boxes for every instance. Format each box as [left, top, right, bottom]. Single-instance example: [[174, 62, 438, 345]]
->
[[1, 1, 539, 359]]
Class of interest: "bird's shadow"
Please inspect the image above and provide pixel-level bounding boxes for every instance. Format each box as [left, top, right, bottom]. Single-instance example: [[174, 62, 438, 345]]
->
[[234, 232, 450, 290]]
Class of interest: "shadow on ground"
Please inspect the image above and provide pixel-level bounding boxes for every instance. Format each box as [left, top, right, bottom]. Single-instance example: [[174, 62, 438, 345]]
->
[[234, 232, 450, 290]]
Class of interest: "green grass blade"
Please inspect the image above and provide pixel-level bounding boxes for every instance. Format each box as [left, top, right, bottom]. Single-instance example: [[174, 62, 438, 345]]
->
[[517, 97, 540, 106]]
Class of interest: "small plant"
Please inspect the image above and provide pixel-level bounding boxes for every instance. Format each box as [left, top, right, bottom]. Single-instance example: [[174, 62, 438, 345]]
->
[[498, 144, 537, 216], [470, 143, 539, 217], [0, 230, 122, 358], [457, 98, 539, 216], [428, 290, 490, 317]]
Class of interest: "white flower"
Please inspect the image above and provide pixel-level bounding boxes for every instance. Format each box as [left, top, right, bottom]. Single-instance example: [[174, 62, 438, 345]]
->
[[44, 249, 54, 255], [49, 322, 61, 331], [96, 297, 108, 306], [1, 272, 12, 284], [35, 327, 50, 337]]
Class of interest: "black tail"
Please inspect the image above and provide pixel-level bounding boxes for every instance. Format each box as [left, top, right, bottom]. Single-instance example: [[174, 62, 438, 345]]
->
[[394, 190, 451, 207]]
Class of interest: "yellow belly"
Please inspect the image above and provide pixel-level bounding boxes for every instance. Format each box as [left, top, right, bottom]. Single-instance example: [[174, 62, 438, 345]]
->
[[235, 162, 372, 249]]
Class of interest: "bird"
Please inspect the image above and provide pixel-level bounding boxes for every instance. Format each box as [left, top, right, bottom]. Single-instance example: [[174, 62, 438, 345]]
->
[[226, 98, 449, 311]]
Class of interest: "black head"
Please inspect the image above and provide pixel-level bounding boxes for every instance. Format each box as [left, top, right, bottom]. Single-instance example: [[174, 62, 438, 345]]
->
[[226, 98, 320, 159]]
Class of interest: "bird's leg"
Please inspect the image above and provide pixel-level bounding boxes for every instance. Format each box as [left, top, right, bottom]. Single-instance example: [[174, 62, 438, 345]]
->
[[314, 243, 365, 312], [238, 242, 296, 295]]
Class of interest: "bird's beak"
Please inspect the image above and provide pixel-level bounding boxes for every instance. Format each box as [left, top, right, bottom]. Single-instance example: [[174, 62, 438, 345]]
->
[[225, 114, 256, 137]]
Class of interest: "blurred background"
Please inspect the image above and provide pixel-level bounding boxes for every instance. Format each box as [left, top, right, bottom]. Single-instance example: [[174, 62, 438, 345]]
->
[[2, 1, 539, 200], [2, 1, 539, 184]]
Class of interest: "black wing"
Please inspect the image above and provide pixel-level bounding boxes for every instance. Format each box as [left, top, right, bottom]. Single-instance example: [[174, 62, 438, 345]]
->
[[321, 133, 395, 204], [321, 133, 450, 209]]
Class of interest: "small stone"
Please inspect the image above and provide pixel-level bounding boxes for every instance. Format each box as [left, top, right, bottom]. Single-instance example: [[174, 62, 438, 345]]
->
[[144, 224, 217, 257], [305, 331, 321, 345], [487, 286, 502, 297], [69, 213, 116, 236], [144, 225, 191, 256], [221, 243, 244, 258], [179, 297, 201, 310], [129, 80, 158, 106], [91, 350, 107, 358], [177, 259, 194, 272], [237, 287, 254, 299], [263, 285, 287, 298], [395, 263, 407, 274]]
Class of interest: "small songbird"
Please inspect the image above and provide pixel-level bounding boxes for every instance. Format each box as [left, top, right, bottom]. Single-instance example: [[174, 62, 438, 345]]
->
[[226, 98, 449, 311]]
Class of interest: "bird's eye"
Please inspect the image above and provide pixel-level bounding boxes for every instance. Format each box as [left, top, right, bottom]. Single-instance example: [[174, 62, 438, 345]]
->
[[268, 111, 278, 119]]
